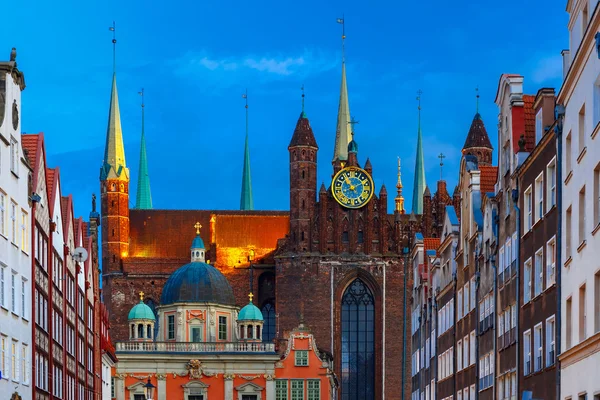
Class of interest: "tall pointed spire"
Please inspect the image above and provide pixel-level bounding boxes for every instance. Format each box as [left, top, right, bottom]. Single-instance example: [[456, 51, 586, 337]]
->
[[395, 157, 405, 214], [333, 17, 352, 162], [135, 89, 152, 209], [412, 90, 426, 214], [100, 21, 128, 181], [240, 89, 254, 210]]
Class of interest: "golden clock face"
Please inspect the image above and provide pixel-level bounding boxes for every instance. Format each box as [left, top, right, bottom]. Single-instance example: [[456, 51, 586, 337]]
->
[[331, 166, 374, 209]]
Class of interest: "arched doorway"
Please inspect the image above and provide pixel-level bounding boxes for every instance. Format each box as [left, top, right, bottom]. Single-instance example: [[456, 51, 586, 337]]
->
[[341, 278, 375, 400]]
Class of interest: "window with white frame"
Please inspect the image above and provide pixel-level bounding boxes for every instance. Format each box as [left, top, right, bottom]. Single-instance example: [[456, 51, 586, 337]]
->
[[534, 323, 543, 372], [547, 158, 556, 210], [498, 309, 504, 338], [0, 265, 5, 308], [0, 191, 5, 237], [463, 335, 469, 368], [566, 131, 572, 173], [464, 281, 470, 315], [525, 186, 533, 231], [458, 289, 463, 320], [579, 186, 586, 246], [546, 316, 556, 366], [457, 339, 463, 371], [10, 201, 17, 244], [21, 279, 26, 320], [11, 273, 16, 314], [470, 331, 475, 365], [499, 246, 505, 279], [524, 258, 532, 302], [20, 210, 27, 252], [524, 329, 532, 375], [535, 109, 543, 143], [546, 237, 556, 287], [579, 104, 586, 154], [534, 249, 543, 296], [535, 173, 544, 222], [511, 232, 518, 271], [10, 138, 18, 175], [595, 163, 600, 228], [470, 277, 475, 310], [470, 385, 475, 400]]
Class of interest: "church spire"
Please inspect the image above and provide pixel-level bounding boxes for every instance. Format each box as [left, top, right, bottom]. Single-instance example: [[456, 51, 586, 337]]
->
[[411, 90, 426, 214], [395, 157, 405, 214], [100, 22, 128, 181], [135, 89, 152, 209], [240, 90, 254, 210], [333, 17, 352, 163]]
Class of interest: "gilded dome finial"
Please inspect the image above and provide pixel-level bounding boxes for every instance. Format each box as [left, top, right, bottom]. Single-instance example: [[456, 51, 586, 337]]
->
[[139, 291, 144, 301], [194, 222, 202, 235]]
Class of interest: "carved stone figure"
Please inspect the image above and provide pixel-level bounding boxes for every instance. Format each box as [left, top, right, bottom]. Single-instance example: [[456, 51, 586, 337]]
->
[[10, 47, 16, 62], [187, 360, 203, 379], [12, 99, 18, 130]]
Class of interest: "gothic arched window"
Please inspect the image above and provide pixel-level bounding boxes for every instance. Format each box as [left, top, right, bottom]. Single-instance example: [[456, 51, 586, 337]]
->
[[341, 279, 375, 400], [144, 298, 159, 340], [261, 302, 275, 343]]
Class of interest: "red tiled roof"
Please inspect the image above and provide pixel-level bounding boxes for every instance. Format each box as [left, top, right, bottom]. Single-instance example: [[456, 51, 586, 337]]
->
[[523, 95, 536, 152], [21, 133, 40, 167], [480, 165, 498, 194], [424, 238, 440, 252], [46, 168, 56, 212]]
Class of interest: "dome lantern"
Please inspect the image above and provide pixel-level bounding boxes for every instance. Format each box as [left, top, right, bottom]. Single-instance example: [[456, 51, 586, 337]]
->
[[190, 222, 206, 263], [237, 293, 264, 343], [127, 291, 156, 342]]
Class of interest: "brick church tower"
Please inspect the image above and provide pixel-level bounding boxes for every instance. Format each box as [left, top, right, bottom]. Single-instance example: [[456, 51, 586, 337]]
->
[[100, 72, 129, 281]]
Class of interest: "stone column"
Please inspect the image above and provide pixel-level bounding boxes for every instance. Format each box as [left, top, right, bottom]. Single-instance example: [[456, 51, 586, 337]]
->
[[157, 375, 167, 400], [133, 324, 138, 339], [265, 377, 275, 400], [224, 376, 234, 400], [115, 376, 126, 400]]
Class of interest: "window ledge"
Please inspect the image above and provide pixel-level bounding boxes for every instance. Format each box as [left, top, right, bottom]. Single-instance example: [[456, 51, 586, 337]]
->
[[565, 170, 573, 185], [577, 147, 587, 164], [577, 240, 587, 253], [0, 233, 7, 240], [592, 121, 600, 140], [11, 311, 19, 318], [10, 170, 19, 179], [545, 204, 557, 215], [564, 256, 573, 268], [592, 222, 600, 236], [11, 242, 18, 249], [0, 305, 8, 311]]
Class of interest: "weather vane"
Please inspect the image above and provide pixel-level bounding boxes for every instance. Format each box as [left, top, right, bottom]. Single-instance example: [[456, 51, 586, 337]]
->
[[109, 21, 117, 73], [337, 16, 345, 62], [438, 153, 446, 180], [349, 116, 359, 137]]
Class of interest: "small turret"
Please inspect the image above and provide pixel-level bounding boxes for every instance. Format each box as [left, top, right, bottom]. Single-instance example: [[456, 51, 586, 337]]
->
[[127, 291, 156, 342], [190, 222, 206, 263], [237, 293, 264, 342]]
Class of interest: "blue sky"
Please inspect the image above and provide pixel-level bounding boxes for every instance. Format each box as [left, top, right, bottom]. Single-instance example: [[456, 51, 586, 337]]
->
[[5, 0, 567, 219]]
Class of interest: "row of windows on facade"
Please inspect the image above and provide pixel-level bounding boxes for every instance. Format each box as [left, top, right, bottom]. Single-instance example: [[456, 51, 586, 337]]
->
[[275, 378, 320, 400], [0, 266, 28, 318], [164, 314, 230, 341], [38, 367, 92, 400], [0, 335, 29, 385], [0, 190, 29, 251], [412, 383, 476, 400], [564, 97, 599, 175], [523, 157, 557, 232], [565, 273, 600, 350], [522, 314, 556, 376], [564, 172, 600, 260], [414, 377, 517, 400], [523, 237, 557, 303]]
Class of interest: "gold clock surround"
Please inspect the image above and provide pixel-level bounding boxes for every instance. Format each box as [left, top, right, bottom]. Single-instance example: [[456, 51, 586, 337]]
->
[[331, 166, 375, 209]]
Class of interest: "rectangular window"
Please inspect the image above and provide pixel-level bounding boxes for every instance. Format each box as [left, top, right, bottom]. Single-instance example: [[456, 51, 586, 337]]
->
[[524, 258, 532, 303], [535, 173, 544, 221], [580, 186, 586, 245], [167, 315, 175, 340], [547, 158, 557, 210], [470, 385, 475, 400], [0, 336, 5, 378], [10, 138, 18, 175], [11, 341, 17, 381], [20, 210, 27, 252], [0, 192, 5, 236], [307, 380, 320, 400], [457, 289, 463, 320], [595, 271, 600, 334], [276, 380, 288, 400], [457, 339, 462, 371], [546, 316, 556, 366], [218, 316, 227, 340], [547, 237, 556, 287], [470, 277, 475, 310], [291, 380, 304, 400], [469, 331, 475, 365], [566, 131, 573, 173], [295, 350, 308, 366], [534, 249, 543, 296], [10, 201, 17, 244], [567, 206, 573, 258], [524, 330, 531, 375], [525, 186, 533, 231], [567, 296, 573, 348], [0, 266, 4, 308], [579, 104, 586, 154], [580, 284, 587, 342], [536, 109, 543, 143], [11, 273, 16, 313], [463, 335, 469, 368], [464, 282, 470, 315], [534, 324, 542, 372]]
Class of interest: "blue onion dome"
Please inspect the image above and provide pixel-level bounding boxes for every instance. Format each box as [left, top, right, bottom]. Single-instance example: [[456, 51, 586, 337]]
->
[[238, 294, 263, 321], [348, 139, 358, 153], [128, 300, 155, 321]]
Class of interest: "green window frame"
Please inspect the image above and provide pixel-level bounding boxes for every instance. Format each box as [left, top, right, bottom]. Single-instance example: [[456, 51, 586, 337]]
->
[[295, 350, 308, 366], [291, 380, 304, 400], [218, 316, 227, 340], [307, 380, 320, 400], [276, 379, 288, 400]]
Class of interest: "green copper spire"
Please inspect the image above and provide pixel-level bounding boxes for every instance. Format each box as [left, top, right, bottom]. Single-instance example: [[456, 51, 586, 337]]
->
[[240, 90, 254, 210], [333, 17, 352, 162], [412, 90, 426, 214], [135, 89, 152, 209], [100, 25, 128, 181]]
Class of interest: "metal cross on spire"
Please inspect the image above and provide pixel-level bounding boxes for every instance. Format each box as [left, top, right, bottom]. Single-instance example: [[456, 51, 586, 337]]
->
[[438, 153, 446, 180], [348, 116, 359, 137], [109, 21, 117, 74], [301, 84, 305, 113], [476, 86, 480, 113], [337, 15, 346, 63]]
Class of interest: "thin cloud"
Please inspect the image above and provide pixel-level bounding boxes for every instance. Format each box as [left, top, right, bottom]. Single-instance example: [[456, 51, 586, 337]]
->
[[530, 54, 563, 84]]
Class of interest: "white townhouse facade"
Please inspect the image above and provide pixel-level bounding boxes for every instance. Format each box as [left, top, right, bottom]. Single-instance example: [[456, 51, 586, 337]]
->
[[558, 0, 600, 398], [0, 52, 32, 400]]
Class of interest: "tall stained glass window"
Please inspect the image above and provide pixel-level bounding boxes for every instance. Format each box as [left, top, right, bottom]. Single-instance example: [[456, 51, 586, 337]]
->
[[341, 279, 375, 400], [262, 302, 276, 343]]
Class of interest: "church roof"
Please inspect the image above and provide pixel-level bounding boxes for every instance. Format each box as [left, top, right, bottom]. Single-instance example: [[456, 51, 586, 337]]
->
[[462, 113, 492, 151], [289, 112, 318, 148], [333, 62, 352, 161], [160, 261, 236, 306]]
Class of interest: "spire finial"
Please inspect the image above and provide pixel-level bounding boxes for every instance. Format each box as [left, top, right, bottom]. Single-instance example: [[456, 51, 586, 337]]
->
[[109, 21, 116, 74], [417, 89, 423, 124], [476, 86, 480, 113], [397, 157, 403, 189], [139, 291, 144, 301], [348, 116, 359, 138], [438, 153, 445, 180], [248, 292, 254, 303], [337, 16, 345, 63], [395, 157, 405, 214], [194, 222, 202, 235], [301, 84, 305, 114]]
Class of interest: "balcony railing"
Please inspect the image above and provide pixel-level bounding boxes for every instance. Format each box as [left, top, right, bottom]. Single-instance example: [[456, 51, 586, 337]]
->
[[115, 341, 276, 353]]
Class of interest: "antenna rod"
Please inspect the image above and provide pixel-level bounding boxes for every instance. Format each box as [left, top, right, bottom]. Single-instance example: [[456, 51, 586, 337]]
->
[[109, 21, 117, 74]]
